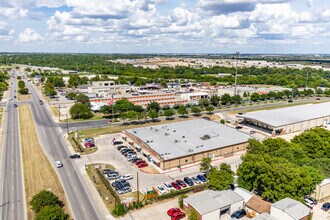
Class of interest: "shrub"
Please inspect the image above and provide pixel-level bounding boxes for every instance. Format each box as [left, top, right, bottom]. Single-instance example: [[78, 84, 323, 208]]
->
[[30, 190, 61, 213], [178, 194, 187, 209]]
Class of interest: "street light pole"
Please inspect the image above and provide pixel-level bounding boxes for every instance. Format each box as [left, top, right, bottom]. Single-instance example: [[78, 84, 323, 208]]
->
[[66, 114, 69, 134], [234, 51, 239, 96]]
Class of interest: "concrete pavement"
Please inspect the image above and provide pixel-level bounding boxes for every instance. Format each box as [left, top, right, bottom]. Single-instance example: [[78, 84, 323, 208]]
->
[[0, 76, 26, 220]]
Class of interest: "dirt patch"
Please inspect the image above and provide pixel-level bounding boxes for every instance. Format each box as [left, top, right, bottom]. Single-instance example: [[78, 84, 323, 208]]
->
[[19, 105, 69, 219], [18, 93, 31, 101]]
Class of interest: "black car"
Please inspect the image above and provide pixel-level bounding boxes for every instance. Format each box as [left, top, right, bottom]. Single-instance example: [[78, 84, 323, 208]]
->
[[14, 104, 18, 108], [288, 99, 293, 103], [231, 209, 246, 219], [116, 145, 126, 150], [183, 177, 194, 186], [121, 149, 131, 154], [112, 179, 126, 187], [131, 157, 141, 163], [39, 100, 43, 105], [113, 141, 123, 145], [102, 169, 116, 174], [69, 154, 81, 159], [322, 202, 330, 211]]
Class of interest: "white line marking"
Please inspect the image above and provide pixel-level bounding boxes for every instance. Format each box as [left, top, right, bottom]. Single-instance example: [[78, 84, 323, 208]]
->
[[73, 186, 77, 192], [12, 171, 14, 176]]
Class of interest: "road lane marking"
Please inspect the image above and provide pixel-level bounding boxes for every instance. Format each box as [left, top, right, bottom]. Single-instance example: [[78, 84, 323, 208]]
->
[[73, 186, 77, 192], [12, 171, 14, 176]]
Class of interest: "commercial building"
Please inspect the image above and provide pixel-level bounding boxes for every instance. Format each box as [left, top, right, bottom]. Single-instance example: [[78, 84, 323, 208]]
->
[[312, 178, 330, 200], [183, 190, 244, 220], [124, 119, 250, 170], [77, 80, 130, 98], [270, 198, 311, 220], [239, 102, 330, 136]]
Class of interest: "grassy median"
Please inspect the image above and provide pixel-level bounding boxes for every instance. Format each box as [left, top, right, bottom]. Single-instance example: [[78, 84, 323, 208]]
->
[[19, 105, 69, 219], [17, 93, 31, 101]]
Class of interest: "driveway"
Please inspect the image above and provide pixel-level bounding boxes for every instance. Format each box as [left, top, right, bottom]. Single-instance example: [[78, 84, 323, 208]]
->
[[312, 198, 330, 220]]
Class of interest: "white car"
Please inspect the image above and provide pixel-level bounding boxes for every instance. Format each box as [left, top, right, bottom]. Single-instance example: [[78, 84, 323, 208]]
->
[[157, 185, 167, 195], [119, 174, 133, 181], [55, 161, 63, 168], [304, 198, 314, 208], [164, 182, 174, 191]]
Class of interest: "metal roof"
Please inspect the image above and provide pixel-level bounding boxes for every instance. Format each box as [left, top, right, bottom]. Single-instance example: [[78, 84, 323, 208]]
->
[[272, 198, 310, 220], [240, 102, 330, 128], [252, 213, 278, 220], [126, 119, 250, 160], [183, 190, 243, 215]]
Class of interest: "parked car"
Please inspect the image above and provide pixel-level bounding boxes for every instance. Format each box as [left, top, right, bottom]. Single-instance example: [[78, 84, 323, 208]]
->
[[55, 161, 63, 168], [156, 185, 167, 195], [119, 174, 133, 181], [131, 157, 141, 163], [288, 99, 293, 103], [107, 173, 121, 180], [113, 141, 123, 145], [69, 154, 81, 159], [112, 180, 126, 188], [171, 211, 185, 220], [84, 142, 95, 148], [183, 177, 194, 186], [176, 180, 187, 188], [167, 208, 181, 216], [197, 174, 207, 182], [120, 148, 130, 154], [191, 177, 201, 184], [116, 145, 126, 150], [137, 163, 148, 168], [115, 182, 130, 190], [250, 130, 256, 134], [135, 160, 146, 165], [102, 169, 115, 174], [126, 155, 137, 161], [303, 196, 318, 205], [304, 198, 315, 208], [117, 187, 132, 195], [84, 137, 94, 143], [235, 125, 243, 129], [164, 182, 174, 191], [171, 182, 181, 190], [321, 202, 330, 211], [231, 209, 246, 219]]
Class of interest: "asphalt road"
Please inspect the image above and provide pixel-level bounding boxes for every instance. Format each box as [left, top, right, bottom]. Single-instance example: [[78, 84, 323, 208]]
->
[[0, 76, 25, 220], [23, 77, 103, 219]]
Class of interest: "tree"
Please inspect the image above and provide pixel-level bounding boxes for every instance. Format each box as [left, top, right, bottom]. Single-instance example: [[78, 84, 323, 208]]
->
[[18, 87, 29, 94], [114, 98, 135, 113], [99, 105, 112, 115], [147, 102, 161, 113], [187, 209, 199, 220], [35, 205, 69, 220], [199, 98, 209, 107], [191, 106, 201, 116], [126, 110, 137, 121], [75, 93, 90, 105], [177, 105, 188, 117], [250, 92, 260, 102], [210, 95, 220, 106], [205, 106, 214, 114], [160, 79, 167, 88], [200, 157, 212, 172], [112, 203, 126, 216], [231, 94, 242, 104], [69, 103, 93, 119], [208, 163, 234, 191], [18, 80, 25, 89], [220, 93, 231, 105], [30, 190, 61, 213], [148, 109, 159, 121], [66, 92, 77, 100], [164, 109, 174, 119]]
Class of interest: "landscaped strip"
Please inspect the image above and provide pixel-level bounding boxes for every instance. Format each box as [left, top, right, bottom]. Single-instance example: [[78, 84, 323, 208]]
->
[[19, 105, 69, 219]]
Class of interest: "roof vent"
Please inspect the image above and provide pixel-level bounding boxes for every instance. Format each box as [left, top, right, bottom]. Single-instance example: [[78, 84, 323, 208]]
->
[[182, 136, 185, 138], [200, 134, 210, 140], [133, 130, 137, 134], [188, 148, 193, 153], [174, 139, 179, 143], [173, 130, 176, 132], [165, 132, 169, 136]]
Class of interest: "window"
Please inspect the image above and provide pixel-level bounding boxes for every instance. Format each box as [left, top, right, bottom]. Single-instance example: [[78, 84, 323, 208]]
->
[[105, 83, 109, 86], [185, 159, 188, 162]]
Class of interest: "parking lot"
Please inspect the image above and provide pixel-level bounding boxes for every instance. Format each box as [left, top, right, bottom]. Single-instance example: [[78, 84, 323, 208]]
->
[[312, 198, 330, 220], [74, 133, 243, 194]]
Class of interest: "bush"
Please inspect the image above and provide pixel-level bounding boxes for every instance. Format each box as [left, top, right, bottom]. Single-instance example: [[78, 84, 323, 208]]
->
[[30, 190, 61, 213], [35, 205, 69, 220], [112, 204, 126, 217], [220, 119, 225, 124], [69, 103, 93, 119], [18, 87, 29, 94], [178, 194, 187, 209], [17, 76, 22, 80], [187, 209, 199, 220]]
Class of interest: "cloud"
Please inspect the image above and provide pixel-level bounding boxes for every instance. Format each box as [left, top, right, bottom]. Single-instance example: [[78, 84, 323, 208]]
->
[[17, 28, 44, 43]]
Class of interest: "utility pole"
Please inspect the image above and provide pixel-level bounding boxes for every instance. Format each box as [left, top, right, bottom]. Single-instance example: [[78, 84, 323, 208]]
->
[[234, 51, 239, 96], [137, 172, 139, 203], [305, 69, 309, 89], [66, 114, 69, 134]]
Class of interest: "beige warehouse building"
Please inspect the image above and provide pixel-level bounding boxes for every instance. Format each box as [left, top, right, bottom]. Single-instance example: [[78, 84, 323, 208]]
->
[[124, 119, 250, 170], [239, 102, 330, 136]]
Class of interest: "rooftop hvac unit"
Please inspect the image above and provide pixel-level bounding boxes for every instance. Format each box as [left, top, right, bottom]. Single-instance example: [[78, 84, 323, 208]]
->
[[200, 134, 211, 140], [188, 148, 193, 153], [165, 132, 169, 136], [182, 136, 185, 138], [174, 139, 179, 143], [155, 129, 159, 132], [173, 130, 176, 132], [133, 130, 137, 134]]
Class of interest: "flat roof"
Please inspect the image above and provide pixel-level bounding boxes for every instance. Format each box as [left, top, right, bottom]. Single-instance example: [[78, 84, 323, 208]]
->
[[272, 198, 310, 220], [184, 190, 243, 215], [240, 102, 330, 128], [126, 119, 250, 160]]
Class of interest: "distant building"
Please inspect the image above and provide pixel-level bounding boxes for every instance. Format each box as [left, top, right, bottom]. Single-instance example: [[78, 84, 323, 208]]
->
[[270, 198, 311, 220], [180, 92, 208, 102], [77, 80, 130, 98], [183, 190, 244, 220], [33, 75, 42, 85], [312, 178, 330, 200]]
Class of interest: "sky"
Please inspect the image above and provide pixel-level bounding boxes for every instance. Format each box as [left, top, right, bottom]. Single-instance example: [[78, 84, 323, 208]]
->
[[1, 0, 330, 54]]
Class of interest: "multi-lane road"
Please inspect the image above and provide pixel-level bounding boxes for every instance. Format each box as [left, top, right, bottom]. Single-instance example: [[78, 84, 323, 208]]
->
[[0, 76, 25, 220], [0, 73, 104, 220]]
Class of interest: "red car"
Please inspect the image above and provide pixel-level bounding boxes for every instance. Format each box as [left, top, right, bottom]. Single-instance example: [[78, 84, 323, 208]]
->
[[84, 142, 95, 148], [137, 163, 148, 168], [171, 182, 181, 190], [171, 211, 185, 220], [167, 208, 181, 216], [176, 180, 187, 188], [135, 160, 145, 165]]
